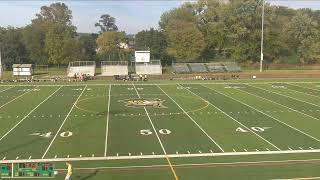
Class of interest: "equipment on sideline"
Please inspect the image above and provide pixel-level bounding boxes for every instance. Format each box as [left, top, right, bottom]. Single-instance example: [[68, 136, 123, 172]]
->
[[67, 61, 95, 77], [1, 162, 55, 178]]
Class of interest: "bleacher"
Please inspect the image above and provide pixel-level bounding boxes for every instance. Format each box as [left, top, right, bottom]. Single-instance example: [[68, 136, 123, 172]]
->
[[67, 61, 96, 77], [206, 63, 226, 73], [189, 63, 208, 73], [172, 62, 241, 73], [223, 62, 242, 72], [135, 60, 162, 75], [172, 63, 191, 73], [101, 61, 128, 76]]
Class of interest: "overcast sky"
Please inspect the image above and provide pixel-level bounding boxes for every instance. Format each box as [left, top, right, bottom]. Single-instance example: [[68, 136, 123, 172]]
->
[[0, 1, 319, 34]]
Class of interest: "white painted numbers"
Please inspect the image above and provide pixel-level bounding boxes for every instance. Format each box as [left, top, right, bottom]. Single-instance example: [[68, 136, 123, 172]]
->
[[29, 131, 73, 138], [140, 129, 171, 135]]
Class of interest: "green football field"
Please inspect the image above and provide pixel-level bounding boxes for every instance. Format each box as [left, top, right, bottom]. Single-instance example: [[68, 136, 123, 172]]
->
[[1, 80, 320, 179]]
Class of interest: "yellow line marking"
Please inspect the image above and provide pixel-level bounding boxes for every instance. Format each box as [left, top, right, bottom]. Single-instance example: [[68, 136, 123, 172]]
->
[[165, 155, 179, 180]]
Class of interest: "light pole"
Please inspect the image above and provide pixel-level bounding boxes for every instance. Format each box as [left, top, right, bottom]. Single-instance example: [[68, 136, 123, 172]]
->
[[260, 0, 265, 72]]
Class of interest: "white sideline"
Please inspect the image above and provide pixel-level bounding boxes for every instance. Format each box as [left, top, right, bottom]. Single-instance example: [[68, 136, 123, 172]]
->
[[205, 85, 320, 144], [2, 149, 320, 163], [277, 83, 320, 99], [248, 84, 320, 109], [104, 85, 111, 156], [235, 86, 320, 122], [271, 177, 320, 180], [183, 84, 281, 151], [55, 158, 320, 170], [42, 85, 87, 159], [0, 81, 319, 87], [157, 84, 225, 152], [0, 86, 63, 142]]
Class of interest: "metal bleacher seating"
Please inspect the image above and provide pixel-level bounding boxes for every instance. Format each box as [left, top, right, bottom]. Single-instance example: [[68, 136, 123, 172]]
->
[[189, 63, 208, 73], [222, 62, 242, 72], [206, 63, 226, 73], [172, 63, 191, 73]]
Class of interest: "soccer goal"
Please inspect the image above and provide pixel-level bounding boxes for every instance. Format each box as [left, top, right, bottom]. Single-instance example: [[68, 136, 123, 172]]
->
[[135, 60, 162, 75], [101, 61, 128, 76], [67, 61, 96, 77]]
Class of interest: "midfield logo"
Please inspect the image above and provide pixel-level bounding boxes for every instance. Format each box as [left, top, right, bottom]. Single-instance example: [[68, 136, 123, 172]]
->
[[121, 98, 166, 108]]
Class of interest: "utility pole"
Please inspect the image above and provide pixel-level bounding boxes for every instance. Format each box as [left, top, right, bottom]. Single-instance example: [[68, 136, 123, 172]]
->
[[260, 0, 265, 72]]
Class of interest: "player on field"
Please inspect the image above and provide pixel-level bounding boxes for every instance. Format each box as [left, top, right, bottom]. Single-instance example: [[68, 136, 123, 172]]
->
[[65, 162, 73, 180]]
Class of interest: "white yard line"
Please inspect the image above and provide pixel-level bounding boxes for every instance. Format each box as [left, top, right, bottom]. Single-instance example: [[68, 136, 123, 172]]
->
[[204, 84, 320, 144], [42, 85, 87, 159], [277, 84, 320, 99], [132, 83, 168, 154], [104, 84, 111, 157], [181, 84, 281, 151], [0, 86, 38, 109], [0, 86, 13, 93], [235, 87, 320, 121], [3, 149, 320, 163], [290, 83, 320, 92], [0, 86, 62, 142], [132, 83, 179, 180], [248, 84, 320, 109], [157, 85, 225, 152]]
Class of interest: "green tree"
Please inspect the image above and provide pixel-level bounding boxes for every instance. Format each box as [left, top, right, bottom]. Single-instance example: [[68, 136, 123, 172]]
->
[[35, 2, 73, 26], [0, 27, 29, 68], [78, 34, 98, 61], [287, 12, 320, 63], [45, 23, 76, 65], [96, 31, 126, 61], [166, 20, 205, 61], [23, 21, 48, 64], [135, 28, 167, 61], [95, 14, 118, 33]]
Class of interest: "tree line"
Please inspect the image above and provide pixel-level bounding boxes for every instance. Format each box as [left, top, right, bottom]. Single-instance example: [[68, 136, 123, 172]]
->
[[0, 0, 319, 69]]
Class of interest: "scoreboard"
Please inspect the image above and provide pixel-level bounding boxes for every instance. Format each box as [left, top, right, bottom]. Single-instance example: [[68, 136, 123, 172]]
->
[[1, 162, 55, 178]]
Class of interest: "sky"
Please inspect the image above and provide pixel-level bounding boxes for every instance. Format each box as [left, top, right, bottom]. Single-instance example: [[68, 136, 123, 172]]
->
[[0, 1, 319, 34]]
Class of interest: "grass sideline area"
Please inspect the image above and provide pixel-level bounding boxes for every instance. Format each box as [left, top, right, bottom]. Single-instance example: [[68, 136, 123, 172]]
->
[[0, 79, 320, 179]]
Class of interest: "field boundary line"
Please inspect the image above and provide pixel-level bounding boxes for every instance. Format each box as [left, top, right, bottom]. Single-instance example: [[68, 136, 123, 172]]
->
[[3, 149, 320, 163], [204, 84, 320, 144], [0, 81, 319, 87], [157, 84, 225, 152], [0, 86, 62, 142], [0, 86, 13, 93], [271, 177, 320, 180], [132, 83, 179, 180], [235, 86, 320, 121], [0, 86, 39, 109], [104, 84, 111, 156], [248, 84, 320, 109], [55, 158, 320, 170], [182, 84, 281, 151], [42, 85, 87, 159]]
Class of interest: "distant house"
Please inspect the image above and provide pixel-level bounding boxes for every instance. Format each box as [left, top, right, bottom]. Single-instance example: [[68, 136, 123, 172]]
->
[[12, 64, 33, 76]]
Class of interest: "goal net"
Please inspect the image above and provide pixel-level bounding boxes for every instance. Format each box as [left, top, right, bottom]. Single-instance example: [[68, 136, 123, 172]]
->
[[67, 61, 96, 77], [101, 61, 128, 76]]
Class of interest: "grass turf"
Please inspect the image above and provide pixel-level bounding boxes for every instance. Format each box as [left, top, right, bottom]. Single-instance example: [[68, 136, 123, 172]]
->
[[0, 80, 320, 179]]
